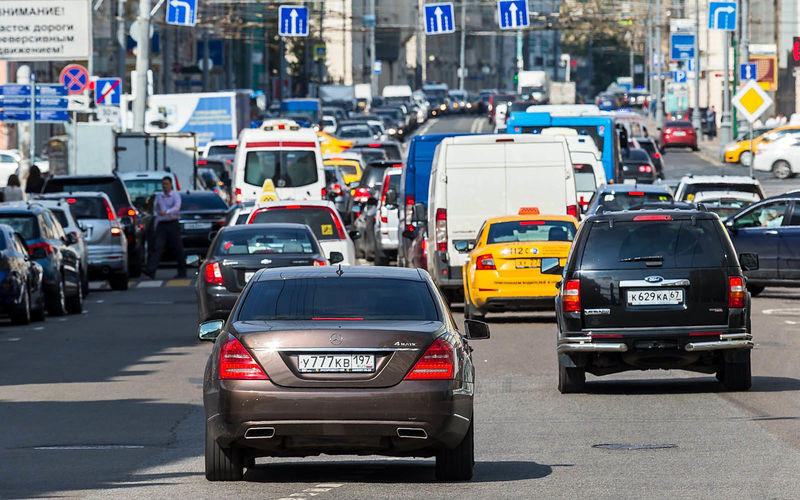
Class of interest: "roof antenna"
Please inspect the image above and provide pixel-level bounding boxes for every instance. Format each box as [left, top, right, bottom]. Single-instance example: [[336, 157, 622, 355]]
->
[[336, 264, 344, 277]]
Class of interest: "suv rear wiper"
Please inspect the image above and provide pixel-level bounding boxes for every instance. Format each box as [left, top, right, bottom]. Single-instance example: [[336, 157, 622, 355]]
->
[[619, 255, 664, 263]]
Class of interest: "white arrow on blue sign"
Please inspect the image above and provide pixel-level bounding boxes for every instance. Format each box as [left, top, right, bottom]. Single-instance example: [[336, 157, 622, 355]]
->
[[497, 0, 529, 30], [166, 0, 197, 27], [424, 3, 455, 35], [279, 6, 309, 37], [740, 63, 757, 81], [674, 70, 687, 84], [708, 2, 736, 31], [95, 78, 121, 106]]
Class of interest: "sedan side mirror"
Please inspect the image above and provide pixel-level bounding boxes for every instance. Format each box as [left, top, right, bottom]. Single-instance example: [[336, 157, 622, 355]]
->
[[198, 320, 224, 341], [186, 255, 202, 268], [329, 251, 344, 264], [349, 230, 362, 240], [739, 252, 759, 271], [412, 202, 427, 223], [464, 319, 490, 340], [725, 219, 738, 234]]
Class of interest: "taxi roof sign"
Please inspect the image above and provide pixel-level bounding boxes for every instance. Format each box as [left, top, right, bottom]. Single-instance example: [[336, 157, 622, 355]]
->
[[732, 80, 773, 123], [518, 207, 540, 215]]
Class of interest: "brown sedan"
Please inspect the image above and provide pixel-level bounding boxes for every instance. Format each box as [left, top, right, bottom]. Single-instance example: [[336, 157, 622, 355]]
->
[[200, 266, 490, 481]]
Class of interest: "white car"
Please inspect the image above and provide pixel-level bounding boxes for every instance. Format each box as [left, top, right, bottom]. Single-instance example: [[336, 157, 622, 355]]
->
[[0, 150, 21, 187], [226, 201, 255, 226], [674, 175, 765, 202], [753, 134, 800, 179], [691, 191, 760, 220], [373, 168, 401, 265], [322, 115, 337, 134], [246, 200, 357, 265]]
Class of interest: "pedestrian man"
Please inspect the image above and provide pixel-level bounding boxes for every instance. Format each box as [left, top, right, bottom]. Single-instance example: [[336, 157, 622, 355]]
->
[[144, 176, 186, 279], [706, 106, 717, 138]]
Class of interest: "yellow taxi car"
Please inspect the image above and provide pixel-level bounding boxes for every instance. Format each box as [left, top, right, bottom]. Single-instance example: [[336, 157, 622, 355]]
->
[[317, 131, 354, 154], [724, 125, 800, 166], [459, 210, 578, 320], [323, 158, 362, 186]]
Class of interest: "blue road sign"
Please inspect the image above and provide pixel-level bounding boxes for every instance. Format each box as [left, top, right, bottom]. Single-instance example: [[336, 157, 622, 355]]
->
[[498, 0, 529, 30], [35, 97, 69, 109], [674, 70, 688, 83], [35, 110, 69, 122], [708, 2, 736, 31], [278, 5, 309, 37], [425, 3, 455, 35], [1, 96, 32, 108], [0, 110, 69, 122], [0, 85, 31, 97], [740, 63, 757, 81], [166, 0, 197, 27], [670, 33, 695, 61], [60, 65, 89, 94], [36, 84, 68, 97], [95, 78, 122, 106]]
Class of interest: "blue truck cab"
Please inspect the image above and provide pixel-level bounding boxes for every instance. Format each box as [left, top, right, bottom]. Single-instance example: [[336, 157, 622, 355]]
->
[[506, 112, 621, 182], [280, 98, 322, 126]]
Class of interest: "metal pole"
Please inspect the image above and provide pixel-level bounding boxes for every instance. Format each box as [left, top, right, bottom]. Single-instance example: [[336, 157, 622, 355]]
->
[[749, 122, 754, 177], [458, 0, 466, 90], [655, 0, 663, 124], [279, 37, 286, 100], [691, 0, 702, 132], [629, 31, 634, 85], [30, 73, 36, 162], [645, 6, 651, 94], [741, 0, 749, 70], [368, 0, 376, 96], [719, 31, 732, 159], [318, 1, 324, 85], [133, 0, 151, 133], [202, 30, 210, 92]]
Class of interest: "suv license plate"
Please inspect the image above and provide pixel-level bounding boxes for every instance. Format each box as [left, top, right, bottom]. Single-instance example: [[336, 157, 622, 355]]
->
[[298, 354, 375, 373], [515, 258, 540, 269], [628, 289, 684, 306]]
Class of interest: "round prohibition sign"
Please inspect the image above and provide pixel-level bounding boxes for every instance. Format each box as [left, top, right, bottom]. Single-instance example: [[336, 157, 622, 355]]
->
[[59, 64, 90, 95]]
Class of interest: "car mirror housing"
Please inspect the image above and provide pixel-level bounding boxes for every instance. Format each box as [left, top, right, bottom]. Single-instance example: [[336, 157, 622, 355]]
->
[[540, 257, 563, 275], [464, 319, 490, 340], [412, 202, 427, 223], [453, 241, 469, 253], [739, 253, 759, 271], [186, 255, 202, 268], [329, 251, 344, 264], [349, 230, 362, 240], [198, 320, 224, 341]]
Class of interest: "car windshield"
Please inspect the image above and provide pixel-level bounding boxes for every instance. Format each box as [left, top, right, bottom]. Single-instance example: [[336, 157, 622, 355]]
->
[[666, 121, 692, 128], [622, 149, 651, 162], [361, 166, 390, 190], [124, 179, 163, 203], [238, 278, 439, 321], [582, 219, 726, 269], [215, 228, 317, 256], [338, 125, 373, 138], [180, 193, 227, 211], [682, 183, 761, 200], [487, 220, 576, 244], [573, 164, 596, 192], [705, 200, 754, 219], [250, 207, 341, 240], [45, 179, 128, 209], [68, 197, 108, 220], [597, 191, 673, 211], [0, 215, 39, 240], [207, 145, 236, 156], [244, 150, 318, 188]]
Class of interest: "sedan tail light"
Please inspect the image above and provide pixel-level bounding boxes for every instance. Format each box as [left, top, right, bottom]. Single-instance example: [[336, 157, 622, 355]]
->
[[29, 241, 54, 259], [638, 165, 653, 173], [562, 279, 581, 312], [475, 254, 496, 270], [204, 261, 224, 285], [219, 337, 268, 380], [435, 208, 447, 251], [729, 276, 745, 308], [404, 338, 455, 380]]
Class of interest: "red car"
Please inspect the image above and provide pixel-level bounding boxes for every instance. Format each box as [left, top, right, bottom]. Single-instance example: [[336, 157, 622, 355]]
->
[[660, 120, 698, 151]]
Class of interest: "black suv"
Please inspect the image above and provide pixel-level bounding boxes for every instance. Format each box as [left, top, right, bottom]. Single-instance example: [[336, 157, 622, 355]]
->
[[554, 209, 756, 393]]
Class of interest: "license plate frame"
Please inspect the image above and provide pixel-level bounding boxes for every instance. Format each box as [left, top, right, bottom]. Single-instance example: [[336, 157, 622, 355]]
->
[[184, 221, 212, 230], [515, 258, 541, 269], [297, 354, 376, 373], [627, 288, 684, 306]]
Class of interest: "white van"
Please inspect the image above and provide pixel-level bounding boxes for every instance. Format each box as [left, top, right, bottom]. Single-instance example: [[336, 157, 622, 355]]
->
[[540, 129, 606, 210], [232, 120, 325, 203], [425, 134, 578, 300]]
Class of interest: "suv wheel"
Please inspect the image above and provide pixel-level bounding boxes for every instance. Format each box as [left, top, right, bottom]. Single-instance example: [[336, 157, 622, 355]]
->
[[65, 280, 83, 314], [747, 284, 764, 296], [772, 160, 792, 180], [205, 423, 243, 481], [558, 358, 586, 394], [47, 276, 67, 316], [721, 352, 752, 391], [435, 419, 474, 481]]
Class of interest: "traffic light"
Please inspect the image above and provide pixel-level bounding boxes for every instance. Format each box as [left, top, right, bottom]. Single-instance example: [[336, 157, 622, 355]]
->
[[793, 37, 800, 67]]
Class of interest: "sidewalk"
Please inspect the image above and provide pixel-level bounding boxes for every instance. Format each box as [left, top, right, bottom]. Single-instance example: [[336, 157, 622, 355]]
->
[[696, 136, 722, 166]]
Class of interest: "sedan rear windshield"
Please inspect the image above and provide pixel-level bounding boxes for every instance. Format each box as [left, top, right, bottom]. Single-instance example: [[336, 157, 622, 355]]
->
[[207, 145, 236, 156], [180, 194, 227, 211], [244, 150, 318, 188], [0, 215, 39, 240], [621, 149, 651, 162], [123, 179, 162, 204], [68, 197, 108, 220], [238, 278, 439, 321], [488, 220, 575, 244], [338, 125, 373, 138], [596, 191, 673, 211], [682, 183, 762, 200], [44, 179, 128, 209], [215, 228, 317, 256], [251, 207, 341, 240], [581, 219, 727, 270]]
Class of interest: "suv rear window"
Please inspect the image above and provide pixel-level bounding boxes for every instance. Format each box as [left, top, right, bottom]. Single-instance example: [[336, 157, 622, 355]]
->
[[581, 219, 727, 270], [244, 150, 318, 188], [0, 215, 40, 240], [682, 183, 762, 200], [180, 193, 227, 211], [573, 164, 596, 192], [123, 179, 163, 204], [487, 220, 575, 243], [207, 145, 236, 156], [596, 191, 672, 211], [44, 178, 129, 210], [68, 197, 108, 220], [250, 207, 342, 240], [238, 278, 439, 321], [215, 227, 317, 256]]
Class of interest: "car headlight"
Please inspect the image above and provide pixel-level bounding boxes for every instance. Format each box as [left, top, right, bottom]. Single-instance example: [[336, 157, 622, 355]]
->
[[387, 128, 396, 135], [440, 104, 447, 111]]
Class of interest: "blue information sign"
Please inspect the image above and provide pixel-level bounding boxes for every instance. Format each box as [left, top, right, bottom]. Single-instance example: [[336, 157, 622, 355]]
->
[[278, 5, 309, 37], [670, 33, 695, 61], [498, 0, 529, 30], [166, 0, 197, 27], [424, 3, 455, 34]]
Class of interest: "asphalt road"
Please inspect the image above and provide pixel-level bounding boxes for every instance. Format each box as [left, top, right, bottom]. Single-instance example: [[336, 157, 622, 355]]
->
[[2, 115, 800, 499]]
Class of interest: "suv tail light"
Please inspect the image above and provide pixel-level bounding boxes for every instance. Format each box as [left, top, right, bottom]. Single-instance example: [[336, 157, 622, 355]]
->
[[638, 165, 653, 173], [404, 338, 455, 380], [404, 195, 415, 231], [435, 208, 447, 251], [204, 261, 224, 285], [562, 279, 581, 312], [321, 187, 328, 198], [102, 199, 116, 220], [219, 337, 268, 380], [476, 254, 496, 270], [380, 174, 391, 223], [235, 188, 242, 204], [566, 204, 579, 218], [729, 276, 745, 308]]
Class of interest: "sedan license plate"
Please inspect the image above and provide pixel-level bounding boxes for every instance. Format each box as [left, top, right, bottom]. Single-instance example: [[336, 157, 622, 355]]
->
[[515, 258, 540, 269], [244, 271, 255, 283], [673, 131, 687, 136], [628, 289, 684, 306], [298, 354, 375, 373], [184, 222, 211, 230]]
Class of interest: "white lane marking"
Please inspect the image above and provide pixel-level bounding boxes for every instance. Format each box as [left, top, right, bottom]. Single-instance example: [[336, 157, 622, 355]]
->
[[57, 318, 67, 322], [95, 300, 104, 304], [785, 320, 797, 325], [7, 337, 21, 342], [417, 119, 435, 136], [277, 482, 343, 500], [762, 308, 800, 316], [34, 326, 44, 331], [34, 445, 145, 450], [136, 280, 163, 288]]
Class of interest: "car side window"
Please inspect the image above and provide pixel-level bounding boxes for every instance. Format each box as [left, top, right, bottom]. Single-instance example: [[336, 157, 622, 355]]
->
[[786, 202, 800, 227], [37, 215, 53, 239], [41, 212, 58, 239], [14, 235, 27, 255], [734, 201, 789, 229]]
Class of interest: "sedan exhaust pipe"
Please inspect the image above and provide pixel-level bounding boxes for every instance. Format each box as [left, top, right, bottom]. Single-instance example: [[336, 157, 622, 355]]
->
[[396, 427, 428, 439], [244, 427, 275, 439]]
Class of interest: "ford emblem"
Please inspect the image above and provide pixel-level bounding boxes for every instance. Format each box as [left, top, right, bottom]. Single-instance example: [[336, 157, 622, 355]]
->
[[645, 276, 663, 283]]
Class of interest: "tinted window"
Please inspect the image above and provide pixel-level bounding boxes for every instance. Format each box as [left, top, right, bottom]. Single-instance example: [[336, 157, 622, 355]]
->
[[596, 191, 673, 211], [238, 278, 439, 321], [638, 141, 656, 154], [377, 144, 402, 160], [50, 208, 70, 228], [573, 164, 596, 192], [123, 179, 163, 203], [487, 220, 576, 244], [622, 149, 651, 162], [244, 150, 318, 188], [666, 121, 692, 128], [214, 228, 317, 256], [251, 207, 341, 240], [180, 193, 227, 211], [336, 163, 359, 176], [733, 201, 789, 228], [682, 183, 761, 200], [582, 219, 726, 270], [338, 125, 373, 138], [361, 166, 389, 190], [44, 178, 128, 209], [207, 145, 236, 156], [357, 149, 387, 163], [0, 215, 40, 240], [68, 197, 108, 220]]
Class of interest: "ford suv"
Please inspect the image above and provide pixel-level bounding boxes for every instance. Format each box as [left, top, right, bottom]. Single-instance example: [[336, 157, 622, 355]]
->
[[554, 209, 756, 393]]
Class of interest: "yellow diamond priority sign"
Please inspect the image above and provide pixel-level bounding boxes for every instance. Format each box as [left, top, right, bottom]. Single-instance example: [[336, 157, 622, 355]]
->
[[732, 80, 773, 123]]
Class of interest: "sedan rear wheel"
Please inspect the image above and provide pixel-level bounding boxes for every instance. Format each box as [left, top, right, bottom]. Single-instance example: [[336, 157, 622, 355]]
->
[[47, 276, 67, 316], [435, 419, 474, 481], [66, 279, 83, 314], [205, 423, 243, 481], [772, 160, 792, 180]]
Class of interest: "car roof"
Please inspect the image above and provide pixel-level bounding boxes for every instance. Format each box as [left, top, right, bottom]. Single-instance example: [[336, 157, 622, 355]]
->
[[678, 175, 759, 185], [254, 265, 426, 282], [35, 191, 109, 199], [0, 202, 46, 214], [254, 199, 337, 210], [220, 222, 312, 233], [48, 175, 119, 182], [597, 183, 672, 194], [483, 214, 578, 225], [118, 171, 177, 180], [586, 209, 717, 222]]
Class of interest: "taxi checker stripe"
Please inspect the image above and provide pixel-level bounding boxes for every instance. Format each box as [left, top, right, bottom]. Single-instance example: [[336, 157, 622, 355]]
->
[[98, 80, 120, 104]]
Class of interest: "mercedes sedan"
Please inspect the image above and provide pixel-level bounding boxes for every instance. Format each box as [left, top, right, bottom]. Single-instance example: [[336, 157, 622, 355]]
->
[[200, 266, 489, 481]]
